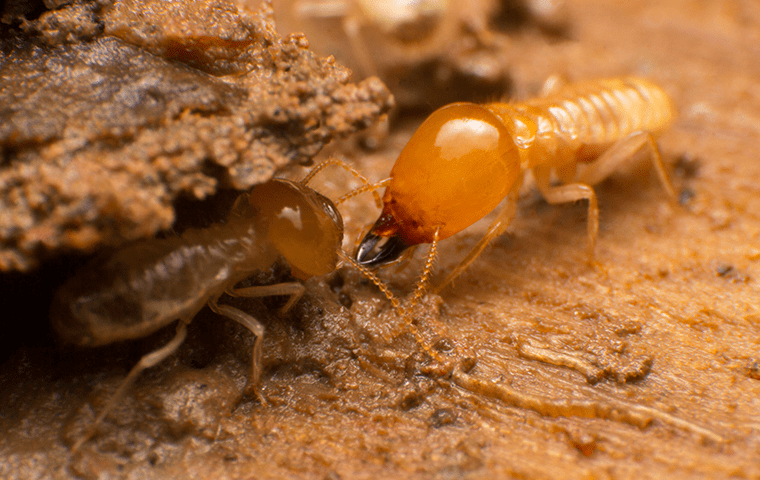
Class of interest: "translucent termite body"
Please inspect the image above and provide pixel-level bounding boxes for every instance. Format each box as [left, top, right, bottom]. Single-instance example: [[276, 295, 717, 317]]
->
[[356, 76, 677, 291], [51, 176, 344, 449]]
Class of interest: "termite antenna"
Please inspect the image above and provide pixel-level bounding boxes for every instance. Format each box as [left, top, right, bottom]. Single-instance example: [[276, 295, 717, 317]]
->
[[337, 178, 391, 207], [408, 226, 441, 311], [300, 157, 384, 208], [405, 227, 464, 366], [338, 249, 446, 365]]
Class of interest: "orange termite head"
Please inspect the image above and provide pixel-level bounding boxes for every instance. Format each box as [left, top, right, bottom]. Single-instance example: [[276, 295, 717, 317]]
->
[[356, 102, 522, 267]]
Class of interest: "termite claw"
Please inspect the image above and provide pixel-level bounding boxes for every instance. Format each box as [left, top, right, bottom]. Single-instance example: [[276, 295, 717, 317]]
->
[[355, 232, 409, 267]]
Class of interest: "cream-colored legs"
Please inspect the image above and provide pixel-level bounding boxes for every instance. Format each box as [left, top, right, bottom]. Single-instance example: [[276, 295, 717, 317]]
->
[[434, 189, 521, 293], [578, 131, 677, 200], [72, 321, 189, 452], [533, 164, 599, 257], [534, 131, 677, 257], [74, 282, 305, 451], [220, 282, 306, 391]]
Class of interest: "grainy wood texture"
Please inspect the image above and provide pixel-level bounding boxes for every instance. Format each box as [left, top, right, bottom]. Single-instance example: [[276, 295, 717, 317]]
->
[[1, 0, 759, 479]]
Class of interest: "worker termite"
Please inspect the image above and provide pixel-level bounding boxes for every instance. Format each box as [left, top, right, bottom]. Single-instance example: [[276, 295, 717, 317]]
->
[[284, 0, 568, 80], [289, 0, 489, 77], [278, 0, 511, 110], [51, 159, 379, 451], [354, 76, 678, 293]]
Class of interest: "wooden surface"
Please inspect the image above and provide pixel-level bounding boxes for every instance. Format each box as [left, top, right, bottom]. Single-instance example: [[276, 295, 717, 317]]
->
[[1, 0, 759, 478]]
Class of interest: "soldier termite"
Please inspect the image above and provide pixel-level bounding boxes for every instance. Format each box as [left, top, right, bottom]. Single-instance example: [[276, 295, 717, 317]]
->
[[339, 77, 723, 442], [354, 76, 678, 294]]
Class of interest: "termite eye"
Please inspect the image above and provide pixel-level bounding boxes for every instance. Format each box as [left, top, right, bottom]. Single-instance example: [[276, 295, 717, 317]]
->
[[320, 200, 343, 233]]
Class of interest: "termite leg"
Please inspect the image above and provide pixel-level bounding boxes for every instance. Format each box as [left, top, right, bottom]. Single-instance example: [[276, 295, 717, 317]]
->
[[227, 282, 306, 316], [577, 131, 677, 200], [207, 300, 266, 396], [212, 282, 306, 395], [434, 188, 521, 293], [533, 165, 599, 259], [72, 320, 189, 452], [342, 14, 379, 79]]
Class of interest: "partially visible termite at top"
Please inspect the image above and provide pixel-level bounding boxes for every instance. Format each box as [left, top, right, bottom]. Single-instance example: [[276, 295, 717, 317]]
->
[[50, 159, 381, 452], [289, 0, 568, 81], [353, 76, 678, 296]]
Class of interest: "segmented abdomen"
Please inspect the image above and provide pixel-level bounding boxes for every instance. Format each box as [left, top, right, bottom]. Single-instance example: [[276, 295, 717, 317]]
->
[[50, 221, 272, 346], [523, 77, 674, 146]]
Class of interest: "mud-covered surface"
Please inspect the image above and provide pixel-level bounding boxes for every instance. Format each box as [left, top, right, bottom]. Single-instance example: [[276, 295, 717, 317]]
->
[[2, 0, 760, 478], [0, 0, 392, 271]]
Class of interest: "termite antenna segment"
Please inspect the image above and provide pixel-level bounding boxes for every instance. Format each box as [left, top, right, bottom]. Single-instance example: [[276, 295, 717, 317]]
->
[[338, 249, 446, 365], [408, 226, 440, 311], [338, 249, 403, 313], [337, 177, 391, 206], [301, 157, 384, 208]]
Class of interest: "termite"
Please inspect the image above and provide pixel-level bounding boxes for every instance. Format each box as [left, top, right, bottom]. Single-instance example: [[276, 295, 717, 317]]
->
[[354, 76, 678, 293], [291, 0, 474, 79], [283, 0, 512, 113], [341, 78, 726, 443], [50, 146, 720, 450], [288, 0, 568, 81], [51, 159, 380, 451]]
